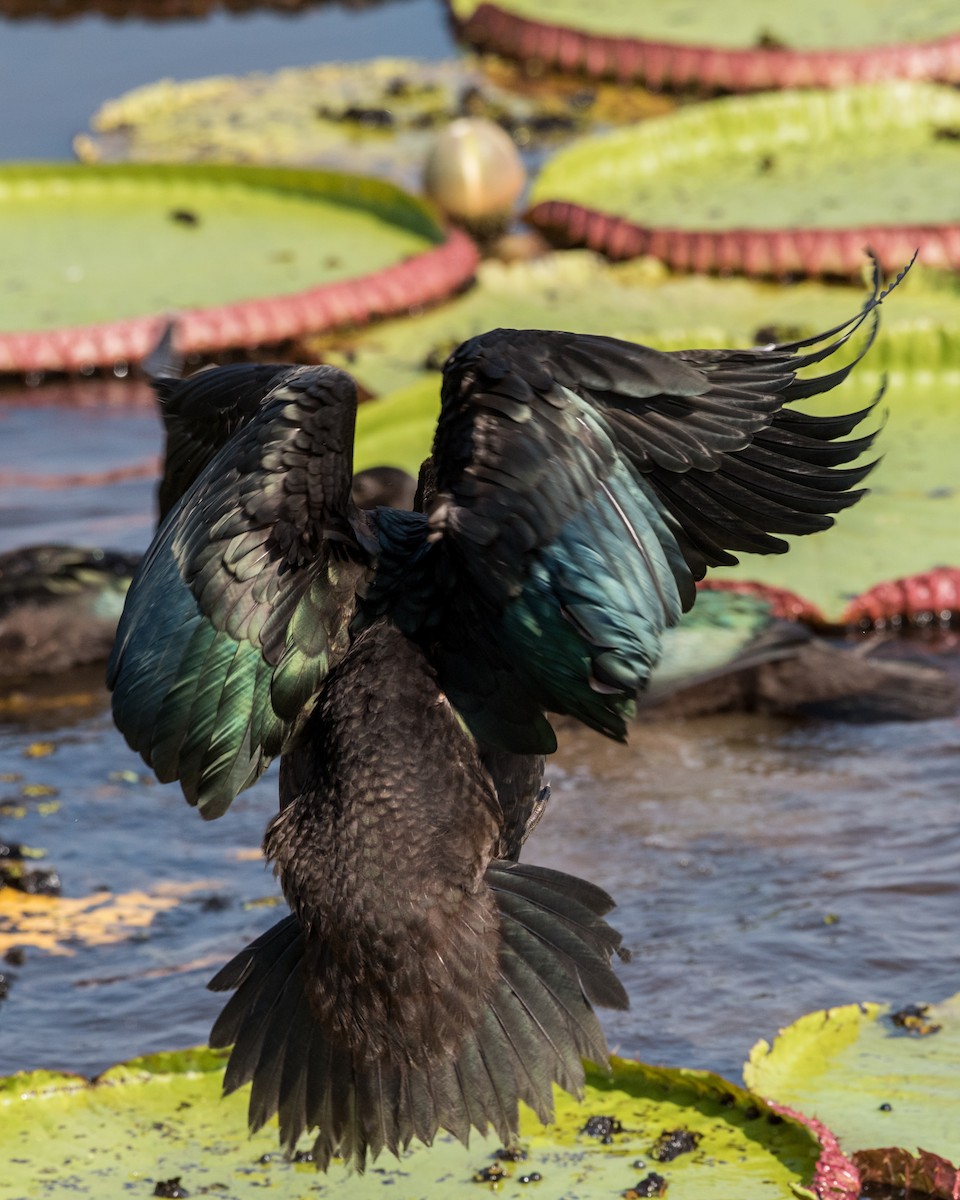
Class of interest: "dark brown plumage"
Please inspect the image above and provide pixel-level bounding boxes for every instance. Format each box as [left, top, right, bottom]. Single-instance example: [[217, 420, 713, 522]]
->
[[210, 618, 623, 1169], [108, 256, 913, 1170]]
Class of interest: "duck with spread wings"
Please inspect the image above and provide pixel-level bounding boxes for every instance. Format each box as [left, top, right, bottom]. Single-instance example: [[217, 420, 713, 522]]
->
[[108, 258, 906, 1169]]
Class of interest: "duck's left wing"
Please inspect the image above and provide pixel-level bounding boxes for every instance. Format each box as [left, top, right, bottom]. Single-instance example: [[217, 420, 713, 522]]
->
[[148, 349, 303, 521], [109, 366, 368, 819]]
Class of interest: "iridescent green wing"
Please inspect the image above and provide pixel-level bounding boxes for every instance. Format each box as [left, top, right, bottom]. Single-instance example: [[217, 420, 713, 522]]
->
[[108, 366, 369, 818]]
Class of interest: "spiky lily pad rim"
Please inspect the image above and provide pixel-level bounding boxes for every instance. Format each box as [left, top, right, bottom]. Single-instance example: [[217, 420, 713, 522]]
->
[[526, 200, 960, 279], [699, 569, 960, 631], [449, 1, 960, 91], [0, 162, 478, 375]]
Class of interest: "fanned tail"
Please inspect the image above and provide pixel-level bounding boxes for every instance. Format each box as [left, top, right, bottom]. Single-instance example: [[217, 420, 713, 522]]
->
[[208, 861, 627, 1171]]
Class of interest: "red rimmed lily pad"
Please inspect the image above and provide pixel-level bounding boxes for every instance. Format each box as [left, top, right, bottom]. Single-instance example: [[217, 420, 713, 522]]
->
[[0, 163, 477, 374], [448, 0, 960, 92], [745, 993, 960, 1163], [0, 1049, 855, 1197], [528, 82, 960, 277]]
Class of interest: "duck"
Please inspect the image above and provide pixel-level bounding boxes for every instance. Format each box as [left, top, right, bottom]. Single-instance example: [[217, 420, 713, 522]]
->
[[108, 258, 907, 1168], [0, 543, 140, 681], [644, 587, 958, 722]]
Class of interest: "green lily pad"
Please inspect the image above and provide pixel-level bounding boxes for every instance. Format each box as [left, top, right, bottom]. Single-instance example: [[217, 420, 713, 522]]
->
[[745, 992, 960, 1161], [75, 56, 673, 189], [528, 83, 960, 275], [0, 162, 476, 373], [314, 250, 960, 398], [0, 1049, 845, 1197], [450, 1, 960, 92], [450, 0, 960, 52], [354, 377, 439, 474]]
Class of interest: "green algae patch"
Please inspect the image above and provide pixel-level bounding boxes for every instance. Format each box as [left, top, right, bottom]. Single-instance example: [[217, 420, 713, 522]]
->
[[746, 994, 960, 1161], [449, 0, 960, 51], [0, 1049, 839, 1198], [0, 163, 436, 333], [76, 56, 672, 187]]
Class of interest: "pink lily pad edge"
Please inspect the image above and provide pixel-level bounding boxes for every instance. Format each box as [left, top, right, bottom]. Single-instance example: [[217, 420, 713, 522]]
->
[[526, 199, 960, 278], [450, 1, 960, 93], [700, 567, 960, 631], [0, 164, 479, 375]]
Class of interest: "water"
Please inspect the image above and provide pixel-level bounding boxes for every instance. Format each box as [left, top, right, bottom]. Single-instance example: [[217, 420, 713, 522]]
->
[[2, 671, 959, 1087], [0, 0, 455, 160]]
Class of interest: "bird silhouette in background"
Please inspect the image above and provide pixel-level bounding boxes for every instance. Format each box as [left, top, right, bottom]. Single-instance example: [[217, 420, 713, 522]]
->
[[642, 587, 957, 722], [108, 258, 909, 1169]]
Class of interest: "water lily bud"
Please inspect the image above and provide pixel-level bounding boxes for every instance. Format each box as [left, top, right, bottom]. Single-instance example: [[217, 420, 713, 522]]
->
[[422, 117, 526, 235]]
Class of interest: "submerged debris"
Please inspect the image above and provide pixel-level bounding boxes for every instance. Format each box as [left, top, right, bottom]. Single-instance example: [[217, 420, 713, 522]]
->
[[473, 1162, 507, 1184], [495, 1146, 527, 1162], [153, 1180, 189, 1199], [649, 1128, 701, 1163], [581, 1114, 624, 1143], [890, 1004, 942, 1036], [625, 1173, 668, 1198]]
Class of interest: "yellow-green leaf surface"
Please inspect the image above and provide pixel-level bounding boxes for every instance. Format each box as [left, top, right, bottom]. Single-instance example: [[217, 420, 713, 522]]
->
[[316, 251, 960, 397], [745, 993, 960, 1160], [530, 83, 960, 231], [75, 57, 672, 186], [0, 163, 441, 333], [354, 377, 439, 473], [0, 1051, 829, 1199], [449, 0, 960, 49]]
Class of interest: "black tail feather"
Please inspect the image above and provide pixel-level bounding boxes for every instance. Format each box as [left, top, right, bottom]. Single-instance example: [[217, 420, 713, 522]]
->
[[207, 860, 626, 1170]]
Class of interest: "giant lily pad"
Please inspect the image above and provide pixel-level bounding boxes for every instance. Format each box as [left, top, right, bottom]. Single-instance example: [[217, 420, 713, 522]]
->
[[448, 0, 960, 92], [0, 1049, 852, 1198], [528, 83, 960, 276], [0, 163, 477, 373], [745, 993, 960, 1162], [75, 57, 672, 186]]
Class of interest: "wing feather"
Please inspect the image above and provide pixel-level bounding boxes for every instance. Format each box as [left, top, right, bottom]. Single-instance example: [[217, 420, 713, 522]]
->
[[108, 366, 368, 817], [415, 257, 907, 750]]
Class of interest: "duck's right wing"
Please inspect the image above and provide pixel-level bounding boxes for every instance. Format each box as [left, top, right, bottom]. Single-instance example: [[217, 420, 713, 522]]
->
[[415, 258, 903, 754], [108, 366, 369, 819]]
